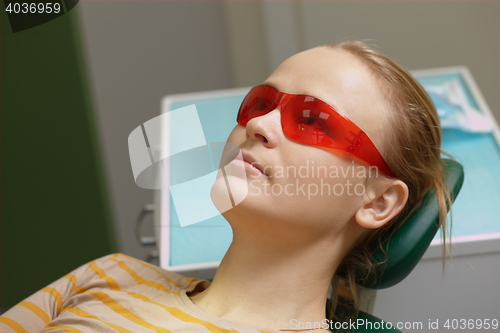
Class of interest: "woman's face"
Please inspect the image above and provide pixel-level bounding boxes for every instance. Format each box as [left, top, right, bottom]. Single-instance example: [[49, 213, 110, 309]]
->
[[212, 47, 392, 241]]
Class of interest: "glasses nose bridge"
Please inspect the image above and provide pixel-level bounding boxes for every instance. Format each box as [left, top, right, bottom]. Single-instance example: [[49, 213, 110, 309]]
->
[[276, 91, 293, 110], [254, 91, 288, 131]]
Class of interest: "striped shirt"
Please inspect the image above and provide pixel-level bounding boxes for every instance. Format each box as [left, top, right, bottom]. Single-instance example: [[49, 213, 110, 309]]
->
[[0, 253, 281, 333]]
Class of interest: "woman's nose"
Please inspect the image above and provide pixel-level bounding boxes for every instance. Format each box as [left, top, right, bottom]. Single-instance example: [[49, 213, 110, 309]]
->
[[245, 108, 281, 147]]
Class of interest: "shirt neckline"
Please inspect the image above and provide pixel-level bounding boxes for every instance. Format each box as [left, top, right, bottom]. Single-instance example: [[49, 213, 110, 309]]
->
[[178, 285, 283, 333]]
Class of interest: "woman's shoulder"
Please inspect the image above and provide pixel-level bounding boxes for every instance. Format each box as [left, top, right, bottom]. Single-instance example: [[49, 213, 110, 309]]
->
[[90, 253, 206, 291]]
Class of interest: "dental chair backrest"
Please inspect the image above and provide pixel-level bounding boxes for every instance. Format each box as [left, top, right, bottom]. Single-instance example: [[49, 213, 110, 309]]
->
[[356, 159, 464, 289], [328, 159, 464, 331]]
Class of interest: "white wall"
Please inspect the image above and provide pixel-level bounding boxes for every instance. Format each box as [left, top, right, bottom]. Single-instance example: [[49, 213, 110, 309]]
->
[[227, 1, 499, 124], [76, 1, 233, 261], [297, 1, 499, 124], [373, 248, 500, 331]]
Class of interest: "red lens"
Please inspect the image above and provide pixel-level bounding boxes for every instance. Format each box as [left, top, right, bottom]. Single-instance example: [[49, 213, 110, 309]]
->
[[237, 85, 279, 126], [282, 96, 346, 149], [282, 95, 394, 177]]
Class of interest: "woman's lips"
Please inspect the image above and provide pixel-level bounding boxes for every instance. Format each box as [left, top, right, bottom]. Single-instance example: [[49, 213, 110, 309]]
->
[[241, 151, 270, 178], [243, 160, 268, 177]]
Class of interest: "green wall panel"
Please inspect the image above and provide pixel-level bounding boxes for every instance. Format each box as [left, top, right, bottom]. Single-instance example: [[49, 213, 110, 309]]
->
[[1, 3, 117, 313]]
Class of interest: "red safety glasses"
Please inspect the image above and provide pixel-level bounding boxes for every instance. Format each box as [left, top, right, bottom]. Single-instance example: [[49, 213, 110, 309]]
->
[[236, 85, 395, 178]]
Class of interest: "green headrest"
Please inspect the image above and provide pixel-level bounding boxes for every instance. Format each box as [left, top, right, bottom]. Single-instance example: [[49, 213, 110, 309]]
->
[[339, 159, 465, 289]]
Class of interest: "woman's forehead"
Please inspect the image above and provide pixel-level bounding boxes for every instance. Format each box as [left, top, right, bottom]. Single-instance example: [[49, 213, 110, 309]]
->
[[265, 47, 372, 100]]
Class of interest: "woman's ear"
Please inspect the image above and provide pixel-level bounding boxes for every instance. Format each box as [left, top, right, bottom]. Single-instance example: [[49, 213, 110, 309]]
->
[[355, 179, 409, 229]]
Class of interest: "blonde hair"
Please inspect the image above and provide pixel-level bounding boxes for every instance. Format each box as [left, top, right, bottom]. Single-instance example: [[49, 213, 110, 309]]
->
[[321, 41, 453, 321]]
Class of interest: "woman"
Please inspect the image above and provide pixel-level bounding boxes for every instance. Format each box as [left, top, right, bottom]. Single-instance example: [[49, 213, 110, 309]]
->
[[0, 41, 450, 333]]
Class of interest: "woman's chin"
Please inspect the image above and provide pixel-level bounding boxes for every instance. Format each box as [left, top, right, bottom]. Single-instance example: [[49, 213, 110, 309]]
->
[[210, 169, 250, 214]]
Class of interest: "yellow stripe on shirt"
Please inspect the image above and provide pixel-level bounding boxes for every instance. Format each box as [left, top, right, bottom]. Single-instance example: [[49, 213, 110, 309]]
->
[[88, 260, 121, 291], [63, 272, 171, 333], [0, 316, 29, 333], [41, 287, 63, 312], [61, 305, 136, 333], [44, 322, 85, 333], [18, 301, 51, 324], [113, 253, 199, 286], [109, 257, 179, 295], [116, 288, 239, 333], [86, 291, 172, 333], [64, 273, 87, 294]]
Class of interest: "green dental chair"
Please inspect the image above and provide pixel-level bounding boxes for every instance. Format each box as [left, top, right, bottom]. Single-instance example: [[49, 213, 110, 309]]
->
[[327, 159, 465, 332]]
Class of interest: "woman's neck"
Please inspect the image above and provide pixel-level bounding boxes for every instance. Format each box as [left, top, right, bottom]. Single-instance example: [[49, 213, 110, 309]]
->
[[188, 231, 345, 330]]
